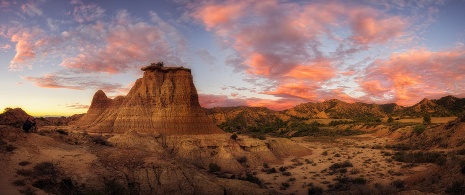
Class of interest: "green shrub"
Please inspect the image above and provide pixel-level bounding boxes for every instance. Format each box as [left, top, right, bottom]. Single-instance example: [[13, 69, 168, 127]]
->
[[413, 124, 426, 135]]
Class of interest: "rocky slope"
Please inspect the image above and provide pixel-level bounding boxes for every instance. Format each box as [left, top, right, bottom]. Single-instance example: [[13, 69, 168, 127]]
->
[[0, 126, 276, 195], [76, 65, 223, 135]]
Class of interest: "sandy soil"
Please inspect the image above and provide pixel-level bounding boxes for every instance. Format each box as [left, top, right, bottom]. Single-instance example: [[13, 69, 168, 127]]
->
[[253, 134, 434, 195]]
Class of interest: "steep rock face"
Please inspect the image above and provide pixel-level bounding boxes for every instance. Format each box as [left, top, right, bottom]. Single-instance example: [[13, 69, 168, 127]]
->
[[77, 66, 223, 135]]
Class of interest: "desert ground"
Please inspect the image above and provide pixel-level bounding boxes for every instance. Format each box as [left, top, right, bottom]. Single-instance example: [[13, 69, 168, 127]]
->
[[253, 134, 430, 194]]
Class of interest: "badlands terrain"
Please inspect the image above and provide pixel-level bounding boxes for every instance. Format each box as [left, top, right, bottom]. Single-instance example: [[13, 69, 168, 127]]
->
[[1, 64, 465, 195]]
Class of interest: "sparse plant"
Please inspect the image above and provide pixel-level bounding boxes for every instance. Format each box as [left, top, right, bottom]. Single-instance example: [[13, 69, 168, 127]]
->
[[308, 186, 324, 194], [12, 179, 26, 186], [282, 171, 292, 176], [208, 163, 221, 173], [352, 177, 367, 184], [230, 133, 238, 140], [56, 129, 68, 135], [18, 161, 31, 166], [391, 179, 404, 188], [413, 124, 426, 135], [237, 156, 247, 164], [445, 181, 465, 195], [387, 117, 394, 123], [423, 114, 431, 124]]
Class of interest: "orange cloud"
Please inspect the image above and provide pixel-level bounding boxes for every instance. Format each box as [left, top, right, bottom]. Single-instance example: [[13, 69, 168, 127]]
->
[[349, 10, 406, 45], [284, 60, 335, 81], [360, 48, 465, 105]]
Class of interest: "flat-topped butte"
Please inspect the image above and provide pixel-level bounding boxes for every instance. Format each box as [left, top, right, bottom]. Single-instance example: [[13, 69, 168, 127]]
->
[[141, 64, 191, 73]]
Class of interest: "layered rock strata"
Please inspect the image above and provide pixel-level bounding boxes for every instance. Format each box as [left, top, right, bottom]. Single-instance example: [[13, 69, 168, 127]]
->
[[77, 65, 223, 135]]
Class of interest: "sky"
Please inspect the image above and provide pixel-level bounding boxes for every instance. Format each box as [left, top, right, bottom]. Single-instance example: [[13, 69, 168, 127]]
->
[[1, 0, 465, 116]]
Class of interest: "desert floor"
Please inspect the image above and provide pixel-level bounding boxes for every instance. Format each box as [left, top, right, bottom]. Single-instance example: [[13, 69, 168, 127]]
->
[[253, 134, 433, 194]]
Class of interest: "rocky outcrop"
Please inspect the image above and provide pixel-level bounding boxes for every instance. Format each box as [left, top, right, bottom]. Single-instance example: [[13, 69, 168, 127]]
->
[[0, 108, 31, 127], [108, 132, 312, 174], [76, 65, 223, 135]]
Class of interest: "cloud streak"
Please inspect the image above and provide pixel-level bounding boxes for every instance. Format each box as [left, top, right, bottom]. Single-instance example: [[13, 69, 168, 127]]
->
[[23, 73, 123, 93]]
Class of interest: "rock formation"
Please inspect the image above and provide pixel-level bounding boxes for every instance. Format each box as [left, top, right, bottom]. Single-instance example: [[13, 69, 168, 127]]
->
[[0, 108, 31, 127], [77, 65, 224, 135]]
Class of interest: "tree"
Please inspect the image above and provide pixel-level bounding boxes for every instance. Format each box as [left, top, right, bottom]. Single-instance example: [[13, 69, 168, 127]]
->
[[423, 114, 431, 124]]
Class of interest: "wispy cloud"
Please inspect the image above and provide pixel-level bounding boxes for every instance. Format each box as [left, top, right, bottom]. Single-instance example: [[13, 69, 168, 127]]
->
[[64, 102, 89, 109], [23, 73, 123, 92], [71, 1, 105, 23], [20, 1, 42, 16]]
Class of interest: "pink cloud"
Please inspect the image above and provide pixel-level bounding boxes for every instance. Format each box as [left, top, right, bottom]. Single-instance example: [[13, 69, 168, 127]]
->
[[198, 94, 299, 111], [65, 102, 89, 109], [23, 73, 123, 92], [9, 31, 37, 70], [198, 94, 247, 108], [191, 0, 409, 107], [1, 44, 11, 50], [349, 9, 406, 45], [60, 10, 185, 74], [359, 48, 465, 105], [0, 0, 9, 8]]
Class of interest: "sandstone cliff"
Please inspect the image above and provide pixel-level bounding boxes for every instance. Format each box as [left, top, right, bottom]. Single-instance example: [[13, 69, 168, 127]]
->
[[77, 65, 224, 135]]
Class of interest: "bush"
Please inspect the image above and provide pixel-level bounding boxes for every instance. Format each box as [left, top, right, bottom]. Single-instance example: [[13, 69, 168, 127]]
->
[[18, 161, 31, 166], [392, 151, 446, 165], [423, 114, 431, 124], [208, 163, 221, 173], [33, 162, 58, 177], [237, 156, 247, 164], [391, 179, 404, 188], [12, 179, 26, 186], [56, 129, 68, 135], [413, 124, 426, 135], [329, 161, 353, 170], [245, 173, 262, 185], [352, 177, 367, 184], [387, 117, 394, 123], [230, 133, 238, 140], [308, 186, 324, 194], [445, 181, 465, 195], [91, 136, 110, 146]]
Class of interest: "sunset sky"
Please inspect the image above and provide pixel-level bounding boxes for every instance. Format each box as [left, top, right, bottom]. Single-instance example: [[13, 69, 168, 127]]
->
[[1, 0, 465, 116]]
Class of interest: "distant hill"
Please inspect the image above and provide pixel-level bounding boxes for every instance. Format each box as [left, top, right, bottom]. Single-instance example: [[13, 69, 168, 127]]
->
[[205, 95, 465, 129]]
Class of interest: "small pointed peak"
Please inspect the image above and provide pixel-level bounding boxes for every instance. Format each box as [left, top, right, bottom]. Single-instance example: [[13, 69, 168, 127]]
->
[[94, 90, 108, 98]]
